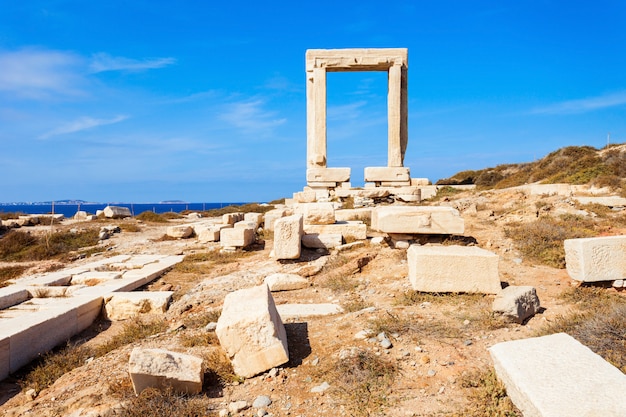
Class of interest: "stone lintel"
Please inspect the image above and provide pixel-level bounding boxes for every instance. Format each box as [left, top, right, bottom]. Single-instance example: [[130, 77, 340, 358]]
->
[[380, 181, 412, 187], [364, 167, 410, 182], [306, 48, 408, 72], [307, 167, 351, 183]]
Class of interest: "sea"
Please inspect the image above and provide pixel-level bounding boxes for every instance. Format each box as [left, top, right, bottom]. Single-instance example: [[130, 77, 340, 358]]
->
[[0, 202, 249, 218]]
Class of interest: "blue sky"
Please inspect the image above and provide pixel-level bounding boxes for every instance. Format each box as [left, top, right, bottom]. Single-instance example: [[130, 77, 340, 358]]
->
[[1, 1, 625, 203]]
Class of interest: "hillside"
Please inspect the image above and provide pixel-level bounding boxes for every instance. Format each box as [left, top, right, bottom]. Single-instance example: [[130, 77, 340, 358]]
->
[[437, 143, 626, 195]]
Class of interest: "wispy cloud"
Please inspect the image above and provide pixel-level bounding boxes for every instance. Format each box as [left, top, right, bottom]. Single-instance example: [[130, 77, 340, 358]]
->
[[219, 99, 286, 135], [89, 53, 176, 73], [530, 91, 626, 115], [328, 101, 367, 121], [39, 115, 128, 139], [0, 48, 84, 99]]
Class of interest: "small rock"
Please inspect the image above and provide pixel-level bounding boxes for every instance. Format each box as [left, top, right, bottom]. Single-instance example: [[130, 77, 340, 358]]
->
[[24, 389, 37, 401], [311, 357, 320, 366], [253, 395, 272, 408], [427, 369, 437, 377], [354, 330, 372, 340], [204, 322, 218, 331], [228, 400, 249, 413], [464, 340, 473, 346], [311, 381, 330, 393], [219, 409, 228, 417], [420, 356, 431, 364], [257, 410, 268, 417]]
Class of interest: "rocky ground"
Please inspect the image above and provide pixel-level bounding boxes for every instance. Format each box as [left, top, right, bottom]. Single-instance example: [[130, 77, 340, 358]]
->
[[0, 187, 624, 417]]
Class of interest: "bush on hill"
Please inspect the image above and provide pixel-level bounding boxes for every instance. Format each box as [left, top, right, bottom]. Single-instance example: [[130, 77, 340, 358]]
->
[[437, 143, 626, 192]]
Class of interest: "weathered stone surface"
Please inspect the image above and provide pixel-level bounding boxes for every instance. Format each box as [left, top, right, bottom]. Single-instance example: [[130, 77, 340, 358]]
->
[[264, 273, 309, 291], [564, 235, 626, 282], [300, 202, 335, 225], [293, 190, 317, 203], [303, 221, 367, 241], [273, 214, 303, 259], [306, 168, 350, 183], [264, 208, 291, 232], [418, 185, 437, 200], [489, 333, 626, 417], [492, 286, 540, 323], [129, 348, 203, 395], [103, 206, 132, 219], [223, 212, 244, 225], [301, 233, 342, 249], [195, 224, 232, 243], [276, 303, 343, 320], [407, 245, 501, 294], [364, 166, 410, 182], [104, 291, 173, 321], [335, 188, 391, 199], [244, 212, 264, 228], [215, 284, 289, 378], [335, 208, 372, 222], [220, 226, 255, 248], [166, 225, 193, 239], [372, 206, 464, 235]]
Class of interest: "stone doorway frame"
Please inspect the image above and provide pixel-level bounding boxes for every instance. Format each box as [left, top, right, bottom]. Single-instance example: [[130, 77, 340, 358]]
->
[[306, 48, 409, 187]]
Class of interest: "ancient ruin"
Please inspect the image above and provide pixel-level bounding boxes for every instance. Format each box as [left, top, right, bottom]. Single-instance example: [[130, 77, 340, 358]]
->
[[305, 48, 410, 188]]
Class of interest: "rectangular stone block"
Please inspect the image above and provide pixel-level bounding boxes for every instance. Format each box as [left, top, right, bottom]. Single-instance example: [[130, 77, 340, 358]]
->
[[419, 185, 438, 200], [104, 291, 173, 321], [129, 348, 204, 395], [222, 212, 244, 225], [300, 202, 335, 225], [293, 190, 317, 203], [372, 206, 464, 235], [215, 284, 289, 378], [335, 208, 372, 223], [407, 245, 501, 294], [0, 287, 30, 310], [411, 178, 430, 186], [264, 208, 291, 232], [306, 167, 350, 183], [301, 233, 342, 249], [273, 214, 303, 259], [364, 167, 410, 182], [564, 235, 626, 282], [489, 333, 626, 417], [244, 212, 264, 227], [303, 221, 367, 241], [220, 227, 255, 248]]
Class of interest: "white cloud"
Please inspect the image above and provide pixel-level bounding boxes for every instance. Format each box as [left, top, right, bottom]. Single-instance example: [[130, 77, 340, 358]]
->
[[89, 53, 176, 73], [39, 115, 128, 139], [219, 99, 286, 135], [530, 91, 626, 115], [0, 48, 84, 99]]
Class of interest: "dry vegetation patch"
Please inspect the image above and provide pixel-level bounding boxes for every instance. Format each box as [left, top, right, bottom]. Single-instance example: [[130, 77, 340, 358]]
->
[[537, 287, 626, 372], [504, 215, 597, 268], [0, 229, 100, 262]]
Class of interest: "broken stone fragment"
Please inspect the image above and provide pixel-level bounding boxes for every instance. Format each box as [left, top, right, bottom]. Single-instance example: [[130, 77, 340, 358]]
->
[[264, 273, 309, 291], [128, 348, 204, 395], [166, 225, 193, 239], [215, 284, 289, 378], [103, 205, 132, 219], [492, 285, 540, 323]]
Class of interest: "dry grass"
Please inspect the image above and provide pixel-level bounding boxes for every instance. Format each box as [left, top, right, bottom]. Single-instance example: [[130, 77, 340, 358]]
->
[[118, 222, 141, 232], [18, 319, 168, 394], [183, 309, 221, 329], [451, 368, 522, 417], [536, 287, 626, 372], [436, 144, 626, 191], [504, 215, 597, 268], [315, 349, 398, 417], [173, 251, 250, 274], [201, 203, 274, 218], [135, 211, 169, 223], [179, 331, 219, 347], [113, 386, 217, 417], [0, 264, 28, 286], [0, 229, 100, 262]]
